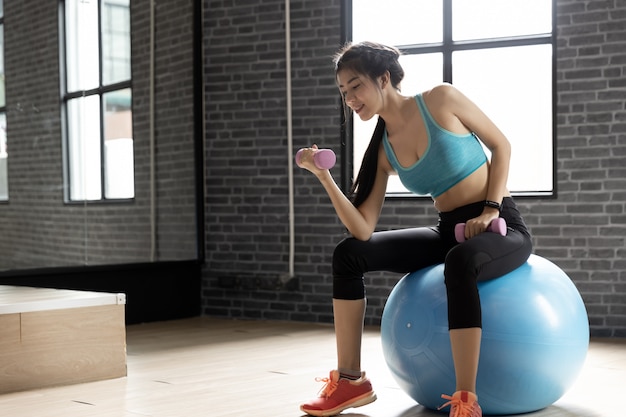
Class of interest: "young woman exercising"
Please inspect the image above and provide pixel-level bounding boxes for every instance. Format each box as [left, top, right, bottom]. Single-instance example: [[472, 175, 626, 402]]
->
[[297, 41, 532, 417]]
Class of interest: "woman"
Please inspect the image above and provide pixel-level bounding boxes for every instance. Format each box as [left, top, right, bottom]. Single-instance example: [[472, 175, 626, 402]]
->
[[297, 41, 532, 417]]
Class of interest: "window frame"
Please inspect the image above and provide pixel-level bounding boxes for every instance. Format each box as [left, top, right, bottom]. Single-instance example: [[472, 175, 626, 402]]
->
[[60, 0, 133, 203], [339, 0, 557, 199], [0, 5, 7, 202]]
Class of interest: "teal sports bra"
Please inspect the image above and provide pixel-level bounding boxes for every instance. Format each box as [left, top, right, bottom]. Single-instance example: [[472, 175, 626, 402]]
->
[[382, 94, 487, 198]]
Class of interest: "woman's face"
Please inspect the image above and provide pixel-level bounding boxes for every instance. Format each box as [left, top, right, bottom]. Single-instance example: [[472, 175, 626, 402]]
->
[[336, 69, 381, 122]]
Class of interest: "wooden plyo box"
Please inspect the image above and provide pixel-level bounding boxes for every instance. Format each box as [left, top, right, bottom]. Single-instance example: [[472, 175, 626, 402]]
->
[[0, 286, 127, 393]]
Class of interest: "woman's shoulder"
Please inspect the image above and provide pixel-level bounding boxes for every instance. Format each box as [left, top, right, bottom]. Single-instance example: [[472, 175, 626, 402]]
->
[[420, 83, 469, 116], [421, 83, 459, 102]]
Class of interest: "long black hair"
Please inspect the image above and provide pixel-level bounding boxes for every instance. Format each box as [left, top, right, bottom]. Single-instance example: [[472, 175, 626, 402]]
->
[[333, 42, 404, 207]]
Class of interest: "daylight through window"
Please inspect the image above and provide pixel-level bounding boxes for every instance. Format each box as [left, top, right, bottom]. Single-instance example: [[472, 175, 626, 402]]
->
[[348, 0, 555, 197], [63, 0, 134, 201]]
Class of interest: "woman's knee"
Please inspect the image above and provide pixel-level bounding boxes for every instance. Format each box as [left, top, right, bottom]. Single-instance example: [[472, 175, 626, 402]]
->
[[332, 238, 367, 299], [443, 246, 491, 288], [443, 232, 533, 288], [332, 237, 367, 277]]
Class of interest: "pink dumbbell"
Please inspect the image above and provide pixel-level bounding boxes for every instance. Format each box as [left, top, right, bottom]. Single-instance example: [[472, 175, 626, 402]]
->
[[295, 148, 336, 170], [455, 218, 507, 242]]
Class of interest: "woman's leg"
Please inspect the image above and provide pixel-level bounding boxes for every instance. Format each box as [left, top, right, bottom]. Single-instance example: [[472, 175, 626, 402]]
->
[[449, 328, 482, 393], [332, 227, 447, 374], [301, 227, 447, 416], [444, 228, 533, 393], [333, 299, 366, 375]]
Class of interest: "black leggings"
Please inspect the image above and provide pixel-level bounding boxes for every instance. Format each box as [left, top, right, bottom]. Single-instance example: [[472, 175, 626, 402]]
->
[[332, 197, 533, 329]]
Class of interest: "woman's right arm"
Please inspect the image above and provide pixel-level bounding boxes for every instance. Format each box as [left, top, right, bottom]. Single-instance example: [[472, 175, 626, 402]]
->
[[304, 147, 389, 241]]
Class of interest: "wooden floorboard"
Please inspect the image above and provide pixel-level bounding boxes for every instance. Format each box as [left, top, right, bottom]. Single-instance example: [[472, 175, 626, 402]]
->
[[0, 317, 623, 416]]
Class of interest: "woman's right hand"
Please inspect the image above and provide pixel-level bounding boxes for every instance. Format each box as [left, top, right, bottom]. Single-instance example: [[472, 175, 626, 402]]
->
[[296, 144, 327, 176], [297, 142, 389, 241]]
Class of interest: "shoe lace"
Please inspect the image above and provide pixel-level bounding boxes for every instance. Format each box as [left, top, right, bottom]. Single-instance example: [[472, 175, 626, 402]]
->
[[315, 376, 339, 398], [438, 394, 479, 417]]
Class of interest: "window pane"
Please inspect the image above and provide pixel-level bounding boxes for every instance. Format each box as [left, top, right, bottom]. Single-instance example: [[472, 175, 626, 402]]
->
[[0, 25, 4, 108], [66, 0, 100, 91], [103, 89, 134, 199], [353, 53, 444, 195], [453, 44, 553, 193], [353, 0, 443, 45], [399, 53, 444, 96], [101, 0, 131, 85], [350, 2, 554, 197], [67, 95, 102, 200], [453, 0, 552, 41], [0, 113, 7, 200]]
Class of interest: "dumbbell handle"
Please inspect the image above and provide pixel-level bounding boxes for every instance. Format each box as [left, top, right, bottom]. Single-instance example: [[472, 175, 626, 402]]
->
[[455, 218, 507, 242], [296, 148, 336, 170]]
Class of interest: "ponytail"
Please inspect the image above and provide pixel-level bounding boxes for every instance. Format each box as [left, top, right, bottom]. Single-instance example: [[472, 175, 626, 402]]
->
[[334, 42, 403, 207], [349, 117, 386, 207]]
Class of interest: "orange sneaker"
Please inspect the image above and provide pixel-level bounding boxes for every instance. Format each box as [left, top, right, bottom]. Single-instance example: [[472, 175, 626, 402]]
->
[[300, 370, 377, 416], [438, 391, 482, 417]]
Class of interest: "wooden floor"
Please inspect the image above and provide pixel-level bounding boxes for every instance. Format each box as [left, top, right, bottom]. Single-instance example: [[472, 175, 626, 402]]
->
[[0, 317, 624, 417]]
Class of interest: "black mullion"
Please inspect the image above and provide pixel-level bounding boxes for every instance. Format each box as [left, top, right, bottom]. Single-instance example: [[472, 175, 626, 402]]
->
[[340, 0, 353, 194], [65, 81, 132, 101], [60, 0, 73, 203], [551, 0, 559, 198], [101, 80, 132, 93], [452, 34, 553, 51], [443, 0, 453, 83], [341, 0, 352, 45], [193, 0, 205, 262], [0, 20, 4, 115], [398, 44, 444, 56], [399, 33, 552, 59], [98, 0, 106, 200]]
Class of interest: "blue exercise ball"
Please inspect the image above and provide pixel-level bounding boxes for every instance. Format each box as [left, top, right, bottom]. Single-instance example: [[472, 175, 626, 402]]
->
[[381, 254, 589, 415]]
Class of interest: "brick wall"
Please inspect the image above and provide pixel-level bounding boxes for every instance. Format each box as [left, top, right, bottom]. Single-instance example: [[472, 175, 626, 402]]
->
[[202, 0, 626, 337], [0, 0, 197, 270], [550, 0, 626, 336]]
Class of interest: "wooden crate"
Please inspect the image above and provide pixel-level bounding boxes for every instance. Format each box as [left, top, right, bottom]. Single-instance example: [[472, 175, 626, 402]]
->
[[0, 286, 127, 393]]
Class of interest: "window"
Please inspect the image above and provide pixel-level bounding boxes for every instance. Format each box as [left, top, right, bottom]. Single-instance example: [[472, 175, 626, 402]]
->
[[62, 0, 134, 201], [0, 0, 7, 201], [345, 0, 555, 197]]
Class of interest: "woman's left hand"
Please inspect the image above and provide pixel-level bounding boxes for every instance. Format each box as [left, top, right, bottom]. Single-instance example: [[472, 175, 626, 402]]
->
[[462, 211, 500, 240]]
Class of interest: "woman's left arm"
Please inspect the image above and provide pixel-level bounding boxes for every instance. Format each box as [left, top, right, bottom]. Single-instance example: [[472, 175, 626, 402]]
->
[[438, 84, 512, 219]]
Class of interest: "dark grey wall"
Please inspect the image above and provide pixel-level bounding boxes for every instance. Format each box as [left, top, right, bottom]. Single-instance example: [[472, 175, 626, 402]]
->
[[1, 0, 623, 336], [0, 0, 198, 271], [202, 0, 626, 337]]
